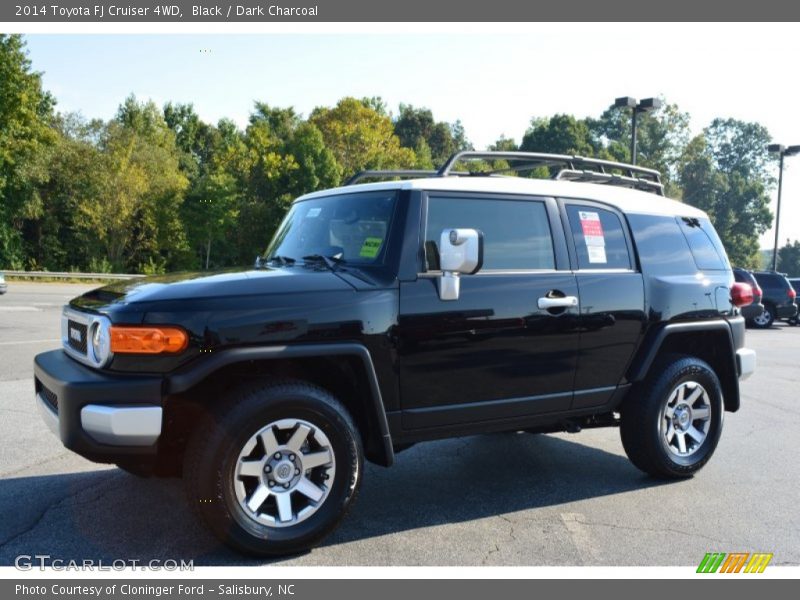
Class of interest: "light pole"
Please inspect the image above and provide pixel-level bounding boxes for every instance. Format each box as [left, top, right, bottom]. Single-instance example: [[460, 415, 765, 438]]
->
[[767, 144, 800, 272], [613, 97, 663, 165]]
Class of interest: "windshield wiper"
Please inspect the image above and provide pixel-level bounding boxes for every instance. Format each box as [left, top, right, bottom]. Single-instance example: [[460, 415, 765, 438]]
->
[[302, 254, 375, 285], [263, 255, 297, 267], [301, 254, 345, 271]]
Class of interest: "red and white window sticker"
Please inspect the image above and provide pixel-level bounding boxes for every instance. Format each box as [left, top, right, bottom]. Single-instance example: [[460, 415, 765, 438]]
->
[[578, 211, 607, 263]]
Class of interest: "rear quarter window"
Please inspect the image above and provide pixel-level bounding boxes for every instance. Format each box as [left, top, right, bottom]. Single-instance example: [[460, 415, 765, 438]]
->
[[626, 214, 697, 275], [677, 217, 729, 271]]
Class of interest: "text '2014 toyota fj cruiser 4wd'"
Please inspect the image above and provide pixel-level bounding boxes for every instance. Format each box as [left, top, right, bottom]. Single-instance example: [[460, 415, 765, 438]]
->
[[34, 151, 756, 556]]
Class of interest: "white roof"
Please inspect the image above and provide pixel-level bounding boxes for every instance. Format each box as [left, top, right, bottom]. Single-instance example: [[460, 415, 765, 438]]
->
[[296, 176, 707, 219]]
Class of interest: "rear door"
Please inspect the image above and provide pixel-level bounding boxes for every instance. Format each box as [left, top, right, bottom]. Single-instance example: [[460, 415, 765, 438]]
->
[[396, 192, 581, 430], [560, 200, 646, 409]]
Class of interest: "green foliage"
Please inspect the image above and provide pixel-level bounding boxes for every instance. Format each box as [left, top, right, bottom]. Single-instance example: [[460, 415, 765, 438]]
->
[[521, 114, 595, 157], [393, 104, 472, 167], [587, 101, 691, 194], [678, 120, 774, 268], [0, 37, 781, 276], [777, 240, 800, 277], [489, 136, 518, 151], [310, 97, 415, 180], [0, 34, 57, 268]]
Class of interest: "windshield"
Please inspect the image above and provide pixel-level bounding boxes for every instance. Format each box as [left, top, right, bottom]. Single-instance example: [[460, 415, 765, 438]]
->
[[265, 191, 398, 265]]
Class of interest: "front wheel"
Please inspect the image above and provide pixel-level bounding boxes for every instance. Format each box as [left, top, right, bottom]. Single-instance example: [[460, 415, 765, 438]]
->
[[620, 355, 723, 479], [183, 380, 363, 556]]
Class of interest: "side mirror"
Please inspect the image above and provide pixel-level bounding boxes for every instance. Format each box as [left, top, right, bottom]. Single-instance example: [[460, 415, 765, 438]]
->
[[437, 228, 483, 301]]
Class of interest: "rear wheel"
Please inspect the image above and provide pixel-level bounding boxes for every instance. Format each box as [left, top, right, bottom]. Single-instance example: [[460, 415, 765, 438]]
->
[[620, 355, 723, 479], [751, 305, 775, 329], [183, 380, 363, 556]]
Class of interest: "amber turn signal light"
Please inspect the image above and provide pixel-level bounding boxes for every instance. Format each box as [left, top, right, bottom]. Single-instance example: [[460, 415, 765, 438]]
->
[[109, 326, 188, 354]]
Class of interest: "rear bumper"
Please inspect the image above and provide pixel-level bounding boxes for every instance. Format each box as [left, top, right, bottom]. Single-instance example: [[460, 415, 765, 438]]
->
[[740, 302, 764, 320], [34, 349, 164, 463], [775, 303, 798, 319], [736, 348, 756, 381]]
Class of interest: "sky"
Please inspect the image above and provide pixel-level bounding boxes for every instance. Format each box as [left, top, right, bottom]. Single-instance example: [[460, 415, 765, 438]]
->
[[20, 25, 800, 249]]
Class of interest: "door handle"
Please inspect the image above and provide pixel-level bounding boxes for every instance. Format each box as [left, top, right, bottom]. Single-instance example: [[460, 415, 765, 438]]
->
[[537, 295, 578, 310]]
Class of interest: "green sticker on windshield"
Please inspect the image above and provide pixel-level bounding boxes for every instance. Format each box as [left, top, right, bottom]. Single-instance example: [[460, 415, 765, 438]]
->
[[359, 237, 383, 258]]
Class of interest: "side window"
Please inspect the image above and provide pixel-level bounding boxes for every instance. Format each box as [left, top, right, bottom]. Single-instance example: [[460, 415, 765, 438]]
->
[[677, 217, 729, 271], [425, 196, 555, 271], [566, 205, 632, 270]]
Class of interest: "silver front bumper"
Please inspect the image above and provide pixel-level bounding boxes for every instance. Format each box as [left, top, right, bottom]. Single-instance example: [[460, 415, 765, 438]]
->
[[80, 405, 162, 446], [36, 391, 162, 446], [736, 348, 756, 381]]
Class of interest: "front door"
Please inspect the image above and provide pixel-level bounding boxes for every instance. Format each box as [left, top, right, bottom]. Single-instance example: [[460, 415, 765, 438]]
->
[[396, 193, 580, 430]]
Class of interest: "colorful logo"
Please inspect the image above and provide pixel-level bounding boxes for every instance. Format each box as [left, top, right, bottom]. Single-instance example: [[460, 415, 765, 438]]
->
[[697, 552, 773, 573]]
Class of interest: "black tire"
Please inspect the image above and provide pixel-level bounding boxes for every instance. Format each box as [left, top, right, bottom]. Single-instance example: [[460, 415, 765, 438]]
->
[[751, 305, 775, 329], [620, 355, 724, 479], [787, 316, 799, 327], [183, 379, 363, 557]]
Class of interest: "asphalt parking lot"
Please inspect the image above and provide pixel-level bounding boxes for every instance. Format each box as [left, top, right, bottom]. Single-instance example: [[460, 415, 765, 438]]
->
[[0, 281, 798, 566]]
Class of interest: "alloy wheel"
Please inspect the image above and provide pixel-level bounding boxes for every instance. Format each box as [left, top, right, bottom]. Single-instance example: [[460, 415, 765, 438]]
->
[[234, 418, 336, 528], [659, 381, 712, 458]]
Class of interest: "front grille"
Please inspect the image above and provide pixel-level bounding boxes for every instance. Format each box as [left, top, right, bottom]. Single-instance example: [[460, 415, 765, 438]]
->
[[36, 379, 59, 413], [67, 319, 88, 355]]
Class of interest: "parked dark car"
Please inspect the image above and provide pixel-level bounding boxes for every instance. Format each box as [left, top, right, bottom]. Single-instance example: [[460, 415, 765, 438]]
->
[[750, 271, 798, 328], [33, 151, 756, 556], [788, 278, 800, 326], [733, 268, 764, 322]]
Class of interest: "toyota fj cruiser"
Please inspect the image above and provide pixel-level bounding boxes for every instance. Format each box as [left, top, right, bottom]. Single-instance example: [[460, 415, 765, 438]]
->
[[34, 151, 756, 556]]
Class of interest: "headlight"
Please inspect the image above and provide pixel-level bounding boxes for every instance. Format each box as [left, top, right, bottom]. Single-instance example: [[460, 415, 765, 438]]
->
[[90, 320, 111, 366]]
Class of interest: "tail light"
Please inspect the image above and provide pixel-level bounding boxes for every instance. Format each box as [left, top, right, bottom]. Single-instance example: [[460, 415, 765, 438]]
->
[[110, 326, 189, 354], [731, 282, 753, 308], [788, 287, 797, 300]]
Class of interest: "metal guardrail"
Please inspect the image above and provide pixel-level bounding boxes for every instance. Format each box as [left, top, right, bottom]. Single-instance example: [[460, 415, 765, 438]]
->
[[2, 270, 143, 280]]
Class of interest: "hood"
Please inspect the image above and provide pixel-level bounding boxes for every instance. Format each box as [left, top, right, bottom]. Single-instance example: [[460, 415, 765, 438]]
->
[[71, 267, 355, 310]]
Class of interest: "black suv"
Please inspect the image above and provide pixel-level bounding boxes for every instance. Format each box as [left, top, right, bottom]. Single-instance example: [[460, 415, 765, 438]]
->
[[788, 278, 800, 326], [33, 152, 756, 556], [733, 268, 765, 322], [750, 271, 798, 328]]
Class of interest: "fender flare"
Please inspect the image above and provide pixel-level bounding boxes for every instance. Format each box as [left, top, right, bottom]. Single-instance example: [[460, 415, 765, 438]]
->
[[627, 320, 740, 412], [166, 343, 395, 466]]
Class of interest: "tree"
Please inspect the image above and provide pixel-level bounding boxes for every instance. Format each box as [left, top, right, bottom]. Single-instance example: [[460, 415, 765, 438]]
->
[[21, 114, 107, 271], [310, 97, 415, 179], [489, 135, 518, 151], [77, 96, 190, 272], [777, 239, 800, 276], [587, 101, 691, 196], [520, 114, 595, 157], [678, 119, 774, 268], [394, 104, 472, 167], [219, 103, 343, 264], [0, 34, 56, 268]]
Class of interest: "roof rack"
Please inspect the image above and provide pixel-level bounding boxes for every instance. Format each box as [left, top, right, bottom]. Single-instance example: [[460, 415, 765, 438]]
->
[[345, 151, 664, 196], [345, 170, 441, 186], [438, 151, 664, 196]]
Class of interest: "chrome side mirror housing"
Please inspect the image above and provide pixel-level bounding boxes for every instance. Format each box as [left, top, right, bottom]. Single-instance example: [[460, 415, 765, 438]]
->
[[437, 228, 483, 301]]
